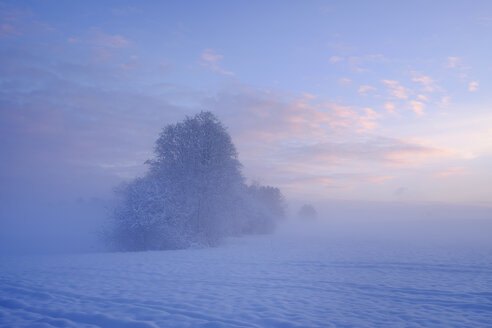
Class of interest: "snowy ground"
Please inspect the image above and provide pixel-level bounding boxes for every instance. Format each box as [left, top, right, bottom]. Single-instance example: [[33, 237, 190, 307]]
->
[[1, 218, 492, 328]]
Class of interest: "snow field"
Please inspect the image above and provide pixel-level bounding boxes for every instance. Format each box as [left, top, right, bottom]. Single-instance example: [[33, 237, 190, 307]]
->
[[1, 219, 491, 327]]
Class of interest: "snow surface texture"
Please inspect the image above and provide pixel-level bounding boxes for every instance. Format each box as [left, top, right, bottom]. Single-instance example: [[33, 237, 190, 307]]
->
[[1, 218, 492, 328]]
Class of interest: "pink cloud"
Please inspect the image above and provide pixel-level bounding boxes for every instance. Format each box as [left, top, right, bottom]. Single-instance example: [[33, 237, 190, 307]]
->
[[329, 56, 344, 63], [382, 79, 410, 99], [367, 175, 395, 184], [0, 4, 55, 39], [384, 102, 396, 114], [358, 85, 377, 95], [338, 77, 352, 85], [412, 74, 437, 92], [408, 100, 425, 116], [89, 28, 131, 48], [67, 28, 132, 62], [349, 56, 368, 72], [67, 37, 81, 43], [209, 88, 382, 147], [274, 136, 450, 169], [383, 140, 451, 166], [434, 166, 472, 178], [439, 96, 451, 107], [0, 22, 20, 38], [445, 56, 461, 69], [0, 4, 32, 38], [200, 49, 234, 76], [119, 63, 136, 71], [469, 81, 479, 92]]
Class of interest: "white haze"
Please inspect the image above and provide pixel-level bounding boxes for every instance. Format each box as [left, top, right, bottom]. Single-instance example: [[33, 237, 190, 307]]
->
[[1, 198, 491, 255], [1, 201, 491, 327], [0, 198, 108, 254]]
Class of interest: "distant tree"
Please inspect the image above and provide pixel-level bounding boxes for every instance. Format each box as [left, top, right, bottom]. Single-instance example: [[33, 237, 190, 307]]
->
[[107, 112, 286, 251], [297, 204, 317, 220], [241, 183, 286, 234]]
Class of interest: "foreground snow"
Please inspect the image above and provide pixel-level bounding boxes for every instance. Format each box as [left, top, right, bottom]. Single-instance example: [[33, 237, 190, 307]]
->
[[1, 219, 491, 327]]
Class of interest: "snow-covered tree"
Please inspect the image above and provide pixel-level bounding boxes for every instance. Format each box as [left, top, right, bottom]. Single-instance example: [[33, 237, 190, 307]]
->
[[108, 112, 286, 251], [110, 176, 167, 251], [148, 111, 245, 245], [240, 183, 286, 234], [297, 204, 317, 221]]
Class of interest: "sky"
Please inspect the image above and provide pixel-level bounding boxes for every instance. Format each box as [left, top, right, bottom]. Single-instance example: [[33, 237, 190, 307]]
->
[[1, 0, 491, 206]]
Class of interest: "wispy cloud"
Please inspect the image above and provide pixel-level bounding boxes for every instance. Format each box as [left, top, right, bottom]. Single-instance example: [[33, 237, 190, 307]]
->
[[200, 49, 234, 76], [478, 15, 492, 27], [0, 3, 53, 38], [67, 28, 132, 62], [0, 4, 24, 38], [0, 22, 20, 38], [439, 96, 451, 107], [283, 136, 448, 167], [434, 166, 472, 178], [276, 172, 395, 194], [207, 87, 382, 146], [338, 77, 352, 85], [349, 56, 368, 72], [469, 81, 479, 92], [358, 85, 377, 95], [382, 79, 410, 99], [412, 74, 437, 92], [68, 28, 131, 48], [202, 86, 452, 191], [367, 175, 395, 184], [445, 56, 461, 69], [89, 28, 131, 48], [365, 54, 387, 62], [329, 56, 343, 63], [346, 54, 387, 73], [408, 100, 425, 116], [444, 56, 472, 81], [384, 102, 396, 114]]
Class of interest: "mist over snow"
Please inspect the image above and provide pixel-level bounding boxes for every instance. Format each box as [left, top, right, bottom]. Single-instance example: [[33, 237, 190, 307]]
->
[[1, 208, 492, 327], [0, 197, 109, 254]]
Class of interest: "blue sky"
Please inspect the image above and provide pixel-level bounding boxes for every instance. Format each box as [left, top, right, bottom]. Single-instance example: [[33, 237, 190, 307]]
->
[[1, 0, 491, 205]]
